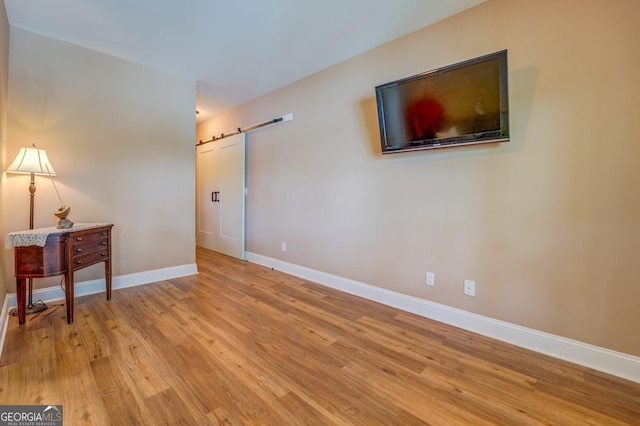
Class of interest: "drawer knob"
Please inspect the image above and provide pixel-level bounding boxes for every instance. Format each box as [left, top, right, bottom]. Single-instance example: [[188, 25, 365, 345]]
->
[[76, 237, 83, 241], [76, 260, 83, 265], [101, 241, 107, 245], [101, 253, 107, 257], [76, 248, 83, 253]]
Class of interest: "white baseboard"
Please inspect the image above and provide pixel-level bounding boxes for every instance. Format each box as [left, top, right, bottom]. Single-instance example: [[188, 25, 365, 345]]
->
[[246, 251, 640, 384], [4, 254, 639, 384], [3, 263, 198, 310], [0, 263, 198, 356], [0, 296, 8, 359]]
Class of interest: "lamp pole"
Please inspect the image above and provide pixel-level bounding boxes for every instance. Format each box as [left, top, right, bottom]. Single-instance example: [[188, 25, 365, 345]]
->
[[27, 171, 38, 310], [29, 171, 36, 229]]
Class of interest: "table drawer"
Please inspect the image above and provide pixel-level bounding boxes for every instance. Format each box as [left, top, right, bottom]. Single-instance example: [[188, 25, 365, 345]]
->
[[72, 237, 109, 256], [72, 229, 109, 245], [70, 227, 111, 270], [72, 249, 110, 269]]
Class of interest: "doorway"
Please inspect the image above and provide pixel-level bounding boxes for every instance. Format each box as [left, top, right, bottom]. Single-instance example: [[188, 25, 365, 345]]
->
[[196, 133, 246, 259]]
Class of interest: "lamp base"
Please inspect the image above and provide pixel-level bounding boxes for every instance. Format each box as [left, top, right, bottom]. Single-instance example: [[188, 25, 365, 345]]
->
[[25, 301, 48, 315]]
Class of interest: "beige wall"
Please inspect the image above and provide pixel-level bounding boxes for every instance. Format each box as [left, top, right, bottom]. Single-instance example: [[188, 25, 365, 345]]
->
[[0, 1, 9, 303], [197, 0, 640, 357], [3, 27, 196, 288]]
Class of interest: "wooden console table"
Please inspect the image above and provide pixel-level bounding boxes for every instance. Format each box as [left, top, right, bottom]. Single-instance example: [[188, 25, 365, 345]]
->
[[6, 223, 113, 325]]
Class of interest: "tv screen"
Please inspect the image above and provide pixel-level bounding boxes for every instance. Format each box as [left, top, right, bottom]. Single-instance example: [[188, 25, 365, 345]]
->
[[376, 50, 509, 154]]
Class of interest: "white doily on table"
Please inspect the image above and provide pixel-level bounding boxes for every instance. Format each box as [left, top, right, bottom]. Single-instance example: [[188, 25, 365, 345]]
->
[[5, 223, 111, 248]]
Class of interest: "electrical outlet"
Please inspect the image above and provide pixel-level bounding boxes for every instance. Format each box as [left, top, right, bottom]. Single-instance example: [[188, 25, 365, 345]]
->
[[426, 272, 435, 286], [463, 279, 476, 296], [281, 242, 287, 252]]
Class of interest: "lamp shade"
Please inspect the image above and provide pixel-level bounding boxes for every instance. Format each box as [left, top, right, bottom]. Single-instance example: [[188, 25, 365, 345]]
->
[[6, 145, 56, 176]]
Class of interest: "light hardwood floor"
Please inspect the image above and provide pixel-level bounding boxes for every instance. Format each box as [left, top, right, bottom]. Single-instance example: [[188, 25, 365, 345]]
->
[[1, 247, 639, 425]]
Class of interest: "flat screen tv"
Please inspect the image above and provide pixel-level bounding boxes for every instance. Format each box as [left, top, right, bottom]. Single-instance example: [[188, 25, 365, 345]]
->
[[376, 50, 509, 154]]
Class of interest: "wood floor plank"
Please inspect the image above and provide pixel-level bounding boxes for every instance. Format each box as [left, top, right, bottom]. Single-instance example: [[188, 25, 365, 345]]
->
[[55, 347, 110, 425], [144, 388, 202, 425], [276, 391, 334, 425], [1, 247, 639, 425], [90, 355, 153, 424]]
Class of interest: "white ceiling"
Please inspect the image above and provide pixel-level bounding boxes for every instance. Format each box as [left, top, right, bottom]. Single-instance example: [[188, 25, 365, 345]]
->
[[4, 0, 484, 122]]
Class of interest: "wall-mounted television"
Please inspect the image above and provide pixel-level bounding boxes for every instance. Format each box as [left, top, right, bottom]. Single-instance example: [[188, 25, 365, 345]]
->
[[376, 50, 509, 154]]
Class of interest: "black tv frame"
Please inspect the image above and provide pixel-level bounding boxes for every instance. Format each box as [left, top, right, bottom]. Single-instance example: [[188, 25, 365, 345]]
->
[[376, 50, 509, 154]]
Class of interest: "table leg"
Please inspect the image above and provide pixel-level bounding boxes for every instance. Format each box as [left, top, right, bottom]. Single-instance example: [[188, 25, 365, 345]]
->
[[105, 259, 112, 301], [16, 278, 26, 325], [64, 270, 74, 324]]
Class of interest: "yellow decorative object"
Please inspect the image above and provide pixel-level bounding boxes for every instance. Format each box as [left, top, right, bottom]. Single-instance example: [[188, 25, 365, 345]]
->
[[55, 205, 74, 229]]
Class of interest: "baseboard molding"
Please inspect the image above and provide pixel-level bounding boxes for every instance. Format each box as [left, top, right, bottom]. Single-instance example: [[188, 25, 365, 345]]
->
[[0, 296, 9, 359], [246, 251, 640, 384], [4, 263, 198, 310], [0, 262, 198, 356], [4, 254, 639, 384]]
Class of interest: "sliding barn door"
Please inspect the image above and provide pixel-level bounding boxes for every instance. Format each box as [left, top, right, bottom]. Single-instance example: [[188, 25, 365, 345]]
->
[[196, 133, 246, 259]]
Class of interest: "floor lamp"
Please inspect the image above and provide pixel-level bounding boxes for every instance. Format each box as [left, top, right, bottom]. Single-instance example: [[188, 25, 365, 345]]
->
[[5, 143, 57, 315]]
